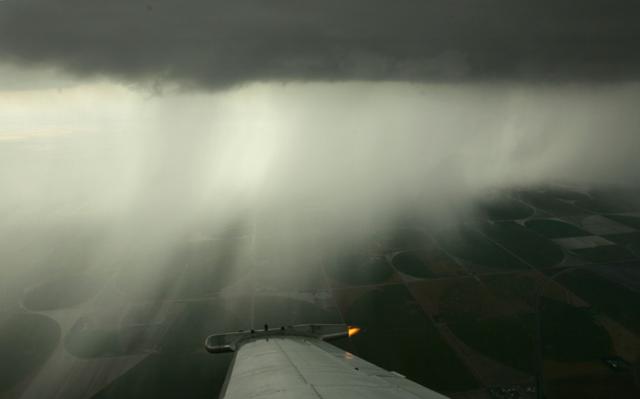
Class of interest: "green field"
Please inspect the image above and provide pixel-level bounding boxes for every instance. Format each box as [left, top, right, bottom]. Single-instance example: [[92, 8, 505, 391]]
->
[[391, 251, 436, 278], [92, 353, 232, 399], [569, 245, 635, 263], [556, 269, 640, 333], [4, 185, 639, 398], [349, 328, 479, 392], [478, 196, 534, 221], [437, 228, 526, 272], [575, 190, 640, 213], [326, 253, 395, 285], [436, 278, 497, 323], [448, 314, 536, 372], [520, 191, 584, 216], [482, 272, 540, 309], [64, 317, 124, 358], [544, 188, 591, 202], [346, 284, 429, 329], [484, 222, 565, 268], [546, 374, 639, 399], [605, 232, 640, 257], [0, 313, 60, 392], [252, 295, 342, 327], [605, 215, 640, 230], [540, 298, 612, 361], [345, 285, 479, 391], [525, 219, 589, 239]]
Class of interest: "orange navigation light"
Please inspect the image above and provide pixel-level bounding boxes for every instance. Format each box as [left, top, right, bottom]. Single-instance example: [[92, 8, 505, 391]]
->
[[347, 326, 361, 338]]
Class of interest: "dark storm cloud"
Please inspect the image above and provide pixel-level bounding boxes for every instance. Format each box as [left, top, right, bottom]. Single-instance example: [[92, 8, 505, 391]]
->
[[1, 0, 639, 87]]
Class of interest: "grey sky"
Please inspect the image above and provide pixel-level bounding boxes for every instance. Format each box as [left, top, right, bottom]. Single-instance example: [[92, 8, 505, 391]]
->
[[1, 0, 639, 88], [2, 6, 640, 397]]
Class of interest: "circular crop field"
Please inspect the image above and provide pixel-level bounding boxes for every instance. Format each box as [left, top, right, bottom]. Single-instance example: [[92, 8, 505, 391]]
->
[[0, 313, 60, 392], [392, 251, 436, 278], [23, 274, 104, 311], [525, 219, 589, 239], [326, 253, 394, 286], [479, 197, 535, 221]]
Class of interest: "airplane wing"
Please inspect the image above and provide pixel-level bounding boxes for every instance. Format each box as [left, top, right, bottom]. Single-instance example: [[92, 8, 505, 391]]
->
[[206, 324, 449, 399]]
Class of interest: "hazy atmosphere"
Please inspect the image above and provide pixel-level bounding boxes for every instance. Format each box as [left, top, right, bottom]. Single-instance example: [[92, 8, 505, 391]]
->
[[1, 1, 640, 399]]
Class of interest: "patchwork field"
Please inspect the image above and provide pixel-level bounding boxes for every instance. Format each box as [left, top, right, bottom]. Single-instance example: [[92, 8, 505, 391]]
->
[[1, 186, 639, 398]]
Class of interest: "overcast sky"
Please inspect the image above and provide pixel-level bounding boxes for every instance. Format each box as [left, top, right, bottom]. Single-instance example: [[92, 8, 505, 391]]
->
[[2, 0, 640, 335], [1, 0, 639, 88], [1, 1, 639, 236], [3, 5, 640, 397]]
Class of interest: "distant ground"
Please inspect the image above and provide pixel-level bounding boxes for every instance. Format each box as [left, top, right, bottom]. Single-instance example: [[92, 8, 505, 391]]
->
[[1, 185, 639, 398]]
